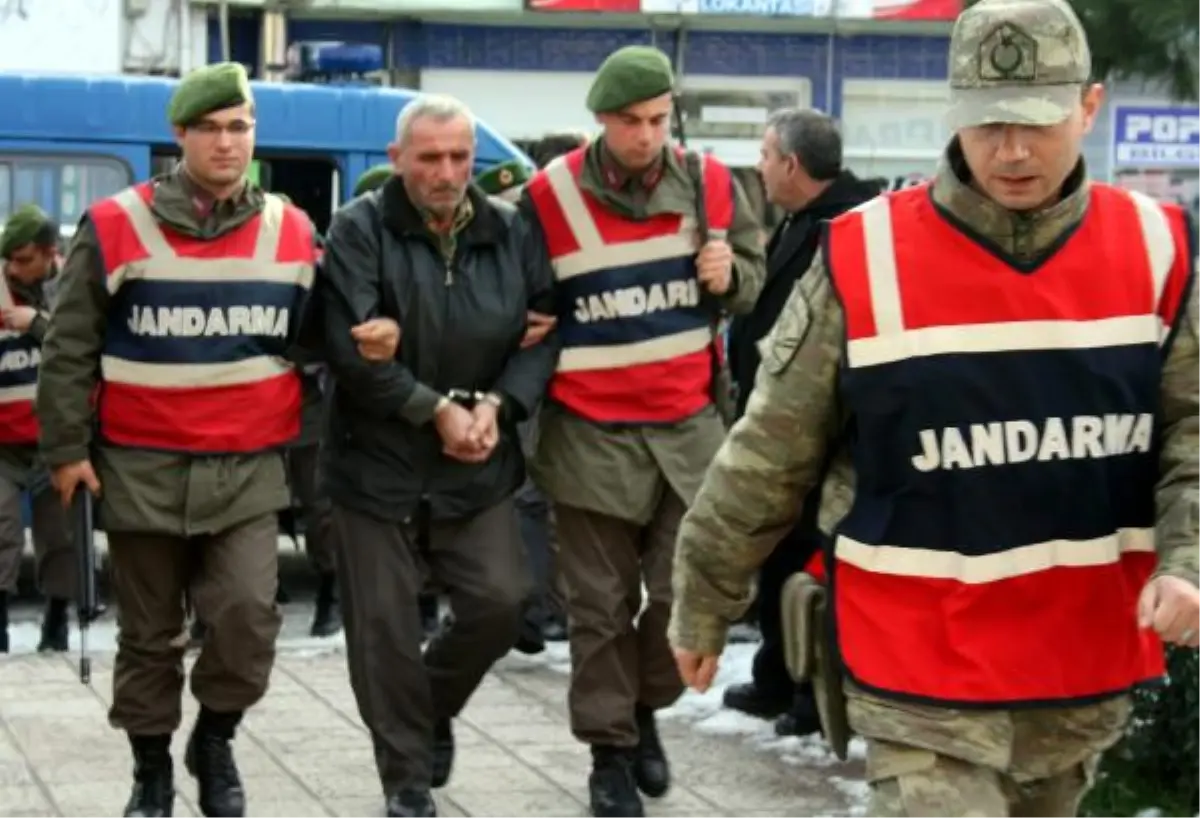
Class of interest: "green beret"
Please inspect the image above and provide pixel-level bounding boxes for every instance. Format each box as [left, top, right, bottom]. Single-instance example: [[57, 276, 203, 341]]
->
[[1, 204, 53, 258], [168, 62, 254, 127], [475, 161, 532, 197], [586, 46, 674, 114], [354, 164, 394, 197]]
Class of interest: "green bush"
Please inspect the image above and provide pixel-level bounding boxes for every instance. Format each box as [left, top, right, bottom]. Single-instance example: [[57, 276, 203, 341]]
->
[[1083, 647, 1199, 817]]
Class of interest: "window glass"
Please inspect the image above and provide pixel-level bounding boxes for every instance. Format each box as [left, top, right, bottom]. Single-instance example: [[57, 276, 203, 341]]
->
[[0, 155, 131, 231]]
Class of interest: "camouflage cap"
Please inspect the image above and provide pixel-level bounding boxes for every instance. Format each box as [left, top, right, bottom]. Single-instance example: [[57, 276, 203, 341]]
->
[[947, 0, 1091, 130]]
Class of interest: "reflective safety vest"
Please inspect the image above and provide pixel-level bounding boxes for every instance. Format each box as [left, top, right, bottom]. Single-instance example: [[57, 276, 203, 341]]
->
[[90, 183, 316, 454], [526, 147, 734, 424], [0, 289, 42, 446], [825, 183, 1194, 707]]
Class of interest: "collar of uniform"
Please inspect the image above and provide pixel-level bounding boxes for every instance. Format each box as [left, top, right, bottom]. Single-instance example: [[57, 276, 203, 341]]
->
[[378, 174, 502, 246], [8, 274, 41, 308], [579, 143, 692, 220], [422, 196, 475, 238], [597, 139, 668, 192], [931, 137, 1090, 263], [175, 164, 252, 219], [150, 166, 264, 238]]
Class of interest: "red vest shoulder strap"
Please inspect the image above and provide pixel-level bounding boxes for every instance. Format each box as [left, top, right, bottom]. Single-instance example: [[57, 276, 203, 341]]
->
[[88, 182, 155, 273], [89, 181, 153, 226], [1100, 183, 1196, 338], [699, 153, 735, 231], [276, 200, 318, 264], [564, 146, 588, 177], [1155, 199, 1195, 336]]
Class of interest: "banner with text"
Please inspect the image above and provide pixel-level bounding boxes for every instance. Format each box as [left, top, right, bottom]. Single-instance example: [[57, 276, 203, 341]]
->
[[1112, 104, 1200, 169], [526, 0, 961, 18]]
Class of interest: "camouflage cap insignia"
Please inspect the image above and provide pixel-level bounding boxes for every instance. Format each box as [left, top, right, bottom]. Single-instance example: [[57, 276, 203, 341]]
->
[[978, 23, 1038, 82], [499, 168, 513, 186]]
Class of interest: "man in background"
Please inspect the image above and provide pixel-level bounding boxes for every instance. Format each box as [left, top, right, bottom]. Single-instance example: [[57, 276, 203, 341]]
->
[[722, 108, 877, 737]]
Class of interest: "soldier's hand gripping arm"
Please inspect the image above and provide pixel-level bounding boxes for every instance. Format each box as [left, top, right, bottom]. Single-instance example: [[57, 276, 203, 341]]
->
[[1141, 264, 1200, 647], [320, 209, 439, 424], [669, 251, 844, 664], [488, 196, 562, 424], [37, 218, 108, 497], [713, 176, 767, 316]]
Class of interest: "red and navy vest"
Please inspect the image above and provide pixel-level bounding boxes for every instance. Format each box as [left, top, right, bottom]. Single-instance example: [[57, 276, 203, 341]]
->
[[0, 287, 42, 445], [525, 147, 734, 424], [90, 183, 316, 454], [825, 183, 1194, 707]]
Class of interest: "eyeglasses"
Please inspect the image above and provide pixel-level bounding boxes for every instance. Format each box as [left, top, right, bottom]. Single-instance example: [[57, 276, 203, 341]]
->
[[190, 120, 256, 137]]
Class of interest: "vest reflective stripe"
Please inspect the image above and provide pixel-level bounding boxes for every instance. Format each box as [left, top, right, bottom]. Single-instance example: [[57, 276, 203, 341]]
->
[[825, 183, 1191, 707], [93, 183, 315, 454], [529, 148, 734, 424], [0, 323, 40, 445]]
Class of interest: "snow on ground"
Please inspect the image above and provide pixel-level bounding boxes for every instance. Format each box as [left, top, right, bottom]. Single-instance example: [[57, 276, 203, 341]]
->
[[508, 640, 871, 813]]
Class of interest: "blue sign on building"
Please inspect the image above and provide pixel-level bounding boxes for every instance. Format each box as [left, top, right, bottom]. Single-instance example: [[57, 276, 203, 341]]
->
[[1112, 104, 1200, 167]]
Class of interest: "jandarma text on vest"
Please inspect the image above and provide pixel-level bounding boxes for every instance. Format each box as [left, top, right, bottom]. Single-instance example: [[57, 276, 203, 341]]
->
[[911, 413, 1154, 472], [125, 305, 291, 338], [0, 346, 40, 373], [572, 279, 700, 324]]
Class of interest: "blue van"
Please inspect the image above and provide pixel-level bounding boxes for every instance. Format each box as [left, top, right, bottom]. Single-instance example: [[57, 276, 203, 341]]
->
[[0, 73, 532, 236]]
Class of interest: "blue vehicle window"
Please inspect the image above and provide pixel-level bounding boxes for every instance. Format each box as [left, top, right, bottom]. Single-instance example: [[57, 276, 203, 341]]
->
[[0, 154, 131, 229]]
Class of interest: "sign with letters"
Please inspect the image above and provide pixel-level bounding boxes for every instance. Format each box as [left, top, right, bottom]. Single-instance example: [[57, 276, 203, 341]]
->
[[527, 0, 960, 17], [1112, 105, 1200, 168]]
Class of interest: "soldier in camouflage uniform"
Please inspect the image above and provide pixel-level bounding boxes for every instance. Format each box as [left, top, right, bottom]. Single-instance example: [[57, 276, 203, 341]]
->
[[668, 2, 1200, 816], [0, 206, 82, 654]]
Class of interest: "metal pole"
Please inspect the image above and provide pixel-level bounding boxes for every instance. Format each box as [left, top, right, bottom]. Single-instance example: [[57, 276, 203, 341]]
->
[[218, 0, 232, 63]]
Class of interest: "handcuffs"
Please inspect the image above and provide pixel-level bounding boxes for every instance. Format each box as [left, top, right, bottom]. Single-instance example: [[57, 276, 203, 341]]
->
[[441, 389, 503, 411]]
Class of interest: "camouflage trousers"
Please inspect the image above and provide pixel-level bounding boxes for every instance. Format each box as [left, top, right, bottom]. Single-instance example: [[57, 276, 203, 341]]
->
[[851, 690, 1132, 817]]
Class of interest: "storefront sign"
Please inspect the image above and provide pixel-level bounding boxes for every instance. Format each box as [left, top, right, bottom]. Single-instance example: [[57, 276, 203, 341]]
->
[[528, 0, 960, 17], [1112, 105, 1200, 168], [524, 0, 640, 10]]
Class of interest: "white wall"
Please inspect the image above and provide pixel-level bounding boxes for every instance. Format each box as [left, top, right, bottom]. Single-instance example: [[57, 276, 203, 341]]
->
[[123, 0, 210, 75], [0, 0, 123, 73], [0, 0, 206, 75]]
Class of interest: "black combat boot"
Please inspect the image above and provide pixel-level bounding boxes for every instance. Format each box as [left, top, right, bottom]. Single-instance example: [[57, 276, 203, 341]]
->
[[419, 593, 439, 639], [0, 591, 9, 654], [589, 746, 644, 817], [722, 681, 791, 719], [542, 610, 568, 642], [774, 685, 822, 738], [386, 788, 438, 817], [513, 607, 546, 656], [184, 706, 245, 817], [124, 734, 175, 817], [189, 619, 206, 649], [37, 597, 70, 652], [309, 572, 342, 638], [633, 704, 669, 798], [431, 717, 455, 788]]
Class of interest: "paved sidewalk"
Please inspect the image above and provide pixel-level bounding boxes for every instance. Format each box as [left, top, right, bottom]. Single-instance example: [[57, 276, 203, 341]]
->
[[0, 639, 866, 817]]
